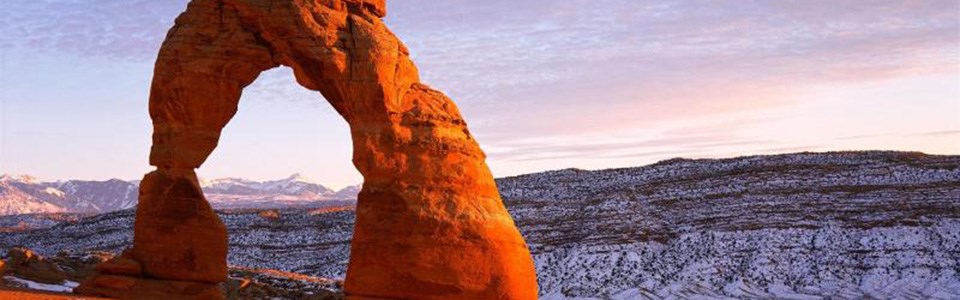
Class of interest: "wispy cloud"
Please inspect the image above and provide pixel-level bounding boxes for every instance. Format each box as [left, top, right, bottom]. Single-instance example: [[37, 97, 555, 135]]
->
[[835, 130, 960, 141], [388, 0, 959, 159], [389, 0, 958, 92], [2, 0, 956, 181], [1, 1, 185, 61]]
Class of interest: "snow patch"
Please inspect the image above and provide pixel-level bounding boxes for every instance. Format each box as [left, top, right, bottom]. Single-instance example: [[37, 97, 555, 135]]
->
[[2, 276, 78, 293], [41, 187, 65, 197]]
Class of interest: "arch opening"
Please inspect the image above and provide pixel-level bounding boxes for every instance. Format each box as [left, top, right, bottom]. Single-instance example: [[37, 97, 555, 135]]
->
[[199, 67, 361, 190]]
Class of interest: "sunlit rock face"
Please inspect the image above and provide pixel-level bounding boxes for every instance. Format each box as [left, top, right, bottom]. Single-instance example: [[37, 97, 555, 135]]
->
[[77, 0, 538, 299]]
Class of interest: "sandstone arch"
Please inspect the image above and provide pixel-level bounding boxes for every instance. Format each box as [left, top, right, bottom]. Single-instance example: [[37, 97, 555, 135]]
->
[[76, 0, 538, 299]]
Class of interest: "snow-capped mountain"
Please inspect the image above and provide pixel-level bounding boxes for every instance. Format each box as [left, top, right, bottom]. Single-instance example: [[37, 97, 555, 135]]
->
[[202, 174, 334, 197], [53, 179, 139, 213], [201, 173, 334, 196], [331, 185, 361, 200], [200, 174, 356, 209], [0, 174, 359, 215], [0, 176, 136, 216], [0, 179, 66, 216], [1, 151, 957, 299]]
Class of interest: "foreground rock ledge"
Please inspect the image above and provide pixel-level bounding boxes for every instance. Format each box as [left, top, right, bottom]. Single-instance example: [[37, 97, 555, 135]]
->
[[77, 0, 538, 299]]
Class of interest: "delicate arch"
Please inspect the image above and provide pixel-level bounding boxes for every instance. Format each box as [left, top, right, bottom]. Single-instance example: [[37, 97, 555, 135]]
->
[[76, 1, 538, 299]]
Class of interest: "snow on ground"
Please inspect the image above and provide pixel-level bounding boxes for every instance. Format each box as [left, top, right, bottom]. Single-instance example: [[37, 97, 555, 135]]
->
[[2, 276, 78, 293]]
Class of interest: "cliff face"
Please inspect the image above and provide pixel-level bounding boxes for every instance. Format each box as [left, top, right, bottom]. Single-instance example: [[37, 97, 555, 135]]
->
[[4, 152, 958, 299]]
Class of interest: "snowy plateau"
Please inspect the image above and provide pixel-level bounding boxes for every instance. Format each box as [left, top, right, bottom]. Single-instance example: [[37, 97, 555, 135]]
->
[[1, 151, 958, 299]]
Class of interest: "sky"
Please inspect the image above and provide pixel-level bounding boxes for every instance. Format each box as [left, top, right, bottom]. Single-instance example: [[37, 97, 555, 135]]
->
[[0, 0, 958, 189]]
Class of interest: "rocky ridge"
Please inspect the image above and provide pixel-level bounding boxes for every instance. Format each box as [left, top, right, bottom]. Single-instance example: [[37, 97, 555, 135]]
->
[[499, 151, 960, 299], [1, 151, 958, 298]]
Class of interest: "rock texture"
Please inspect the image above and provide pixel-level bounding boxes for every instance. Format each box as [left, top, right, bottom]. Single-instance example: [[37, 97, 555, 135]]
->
[[1, 247, 342, 299], [3, 248, 70, 285], [497, 151, 960, 298], [78, 0, 537, 299], [1, 247, 111, 295]]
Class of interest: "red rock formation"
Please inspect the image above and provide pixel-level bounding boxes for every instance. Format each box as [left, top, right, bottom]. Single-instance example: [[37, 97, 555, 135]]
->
[[78, 0, 538, 299], [3, 248, 70, 285]]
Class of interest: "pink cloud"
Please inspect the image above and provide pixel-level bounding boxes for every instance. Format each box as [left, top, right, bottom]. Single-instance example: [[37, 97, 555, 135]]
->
[[3, 0, 956, 179]]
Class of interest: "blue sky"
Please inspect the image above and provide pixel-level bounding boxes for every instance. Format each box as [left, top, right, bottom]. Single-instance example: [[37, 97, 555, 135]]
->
[[1, 0, 958, 188]]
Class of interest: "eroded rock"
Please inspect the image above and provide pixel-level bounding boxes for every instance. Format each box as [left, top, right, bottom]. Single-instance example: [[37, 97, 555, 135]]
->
[[3, 248, 69, 284], [79, 0, 537, 299]]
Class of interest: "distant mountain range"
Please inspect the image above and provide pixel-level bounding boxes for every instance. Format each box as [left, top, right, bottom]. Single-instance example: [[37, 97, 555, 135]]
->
[[2, 151, 958, 299], [0, 174, 359, 215]]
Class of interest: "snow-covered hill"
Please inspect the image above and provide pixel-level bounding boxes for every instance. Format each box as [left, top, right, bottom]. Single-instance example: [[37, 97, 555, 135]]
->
[[1, 151, 958, 299], [0, 174, 360, 215], [498, 151, 960, 299]]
